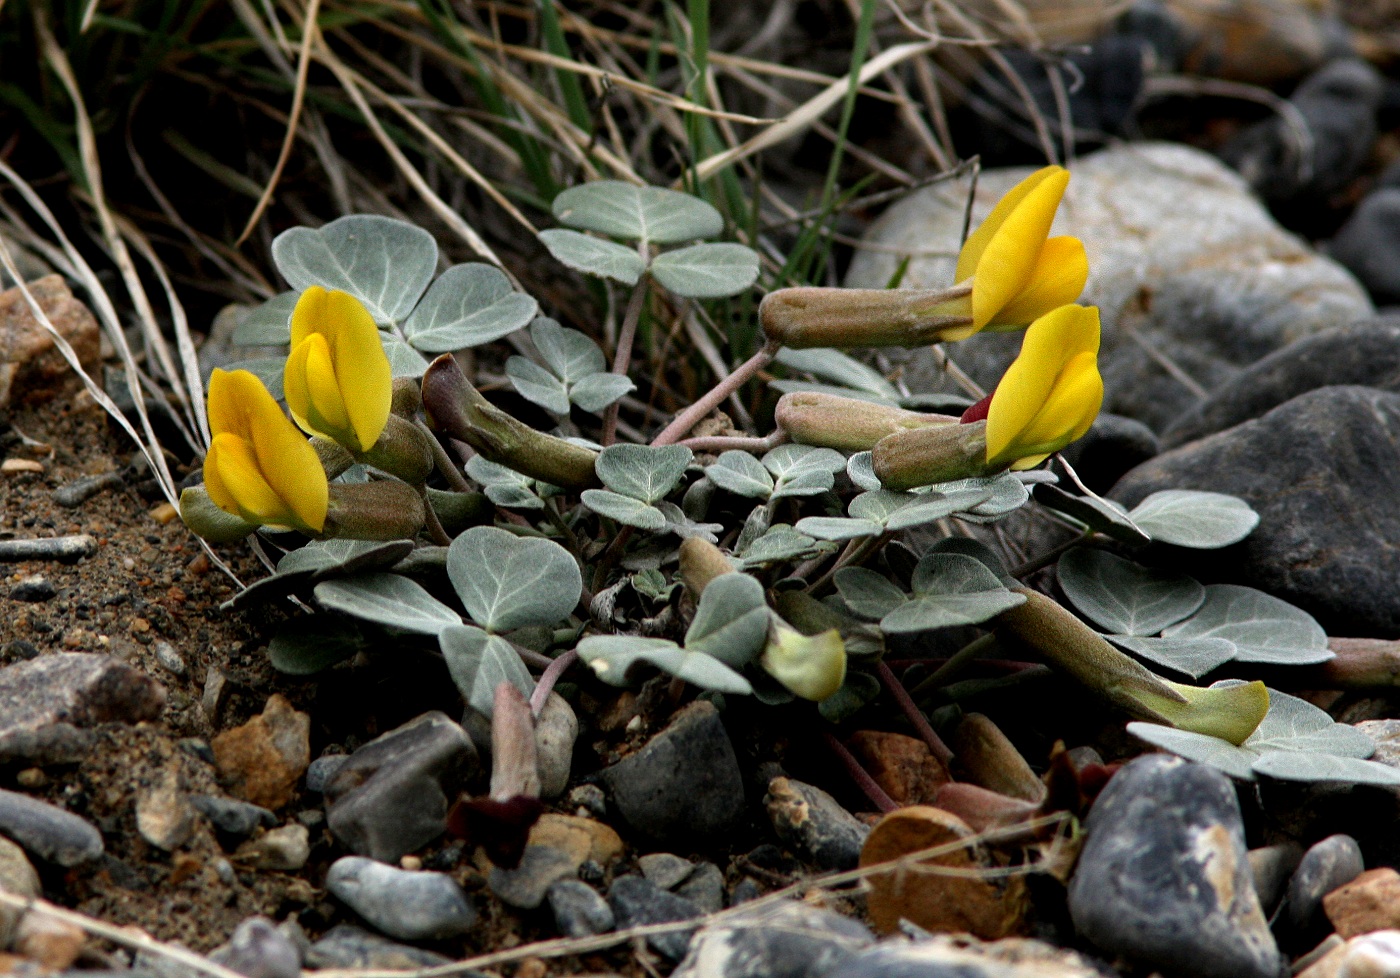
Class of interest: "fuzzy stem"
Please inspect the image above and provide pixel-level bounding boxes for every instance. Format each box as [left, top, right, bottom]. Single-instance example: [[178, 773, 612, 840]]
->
[[651, 339, 781, 446], [530, 648, 579, 716], [908, 632, 999, 698], [876, 659, 954, 766], [418, 418, 472, 493], [678, 431, 789, 454], [601, 280, 648, 447], [824, 731, 897, 813], [419, 486, 452, 546]]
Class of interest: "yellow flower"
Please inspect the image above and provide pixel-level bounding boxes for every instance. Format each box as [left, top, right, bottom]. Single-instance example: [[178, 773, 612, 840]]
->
[[761, 621, 847, 702], [284, 286, 392, 453], [949, 165, 1088, 340], [985, 303, 1103, 470], [204, 368, 328, 533]]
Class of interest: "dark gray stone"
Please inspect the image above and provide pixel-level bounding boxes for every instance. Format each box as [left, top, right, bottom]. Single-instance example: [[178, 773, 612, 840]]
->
[[9, 578, 54, 602], [765, 777, 870, 871], [488, 845, 578, 910], [52, 471, 123, 508], [1114, 386, 1400, 635], [305, 753, 348, 794], [1163, 320, 1400, 446], [1068, 754, 1281, 978], [1249, 843, 1303, 916], [1330, 189, 1400, 304], [599, 700, 744, 844], [672, 900, 873, 978], [0, 535, 97, 563], [324, 712, 477, 863], [191, 795, 276, 838], [209, 917, 301, 978], [326, 856, 476, 941], [729, 879, 762, 906], [607, 874, 703, 962], [675, 862, 725, 915], [546, 879, 615, 938], [1279, 834, 1364, 949], [0, 788, 103, 866], [638, 852, 694, 891], [304, 925, 452, 970], [825, 935, 1104, 978], [1059, 413, 1160, 493]]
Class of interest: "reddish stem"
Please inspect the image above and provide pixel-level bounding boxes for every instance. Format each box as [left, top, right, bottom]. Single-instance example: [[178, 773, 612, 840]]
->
[[876, 659, 954, 766], [530, 648, 578, 716], [824, 731, 897, 813], [651, 340, 780, 446]]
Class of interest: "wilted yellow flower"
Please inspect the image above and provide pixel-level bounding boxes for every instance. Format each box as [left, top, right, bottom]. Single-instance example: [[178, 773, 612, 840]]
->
[[204, 368, 328, 534], [985, 303, 1103, 470], [284, 286, 392, 453], [950, 165, 1088, 340], [761, 621, 847, 701]]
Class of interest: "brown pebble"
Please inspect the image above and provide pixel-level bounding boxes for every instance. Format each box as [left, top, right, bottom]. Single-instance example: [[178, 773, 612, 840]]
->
[[1324, 867, 1400, 937], [14, 912, 85, 971], [515, 957, 547, 978], [847, 730, 950, 806], [2, 459, 44, 475], [14, 769, 45, 789], [149, 502, 178, 524], [212, 694, 311, 809]]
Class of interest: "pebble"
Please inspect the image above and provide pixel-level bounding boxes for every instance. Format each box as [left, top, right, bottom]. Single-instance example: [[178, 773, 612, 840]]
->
[[675, 862, 725, 915], [191, 795, 277, 838], [567, 783, 606, 818], [1068, 754, 1281, 978], [534, 692, 578, 800], [1250, 842, 1304, 916], [232, 824, 309, 871], [208, 917, 301, 978], [847, 730, 950, 807], [1162, 0, 1332, 87], [0, 275, 100, 411], [671, 899, 874, 978], [951, 713, 1047, 804], [1296, 929, 1400, 978], [488, 845, 578, 910], [1330, 189, 1400, 304], [528, 813, 624, 867], [201, 666, 228, 724], [51, 471, 123, 508], [599, 700, 745, 844], [729, 878, 761, 905], [0, 836, 40, 945], [135, 769, 197, 851], [324, 711, 478, 863], [639, 852, 695, 891], [1114, 386, 1400, 634], [547, 879, 615, 938], [305, 754, 348, 794], [304, 924, 452, 970], [152, 641, 186, 678], [1281, 834, 1365, 949], [212, 694, 311, 810], [824, 933, 1105, 978], [765, 776, 870, 871], [1, 458, 43, 475], [0, 535, 97, 563], [1325, 867, 1400, 938], [326, 856, 476, 941], [14, 912, 85, 971], [0, 788, 103, 865], [8, 578, 54, 603], [607, 874, 703, 962]]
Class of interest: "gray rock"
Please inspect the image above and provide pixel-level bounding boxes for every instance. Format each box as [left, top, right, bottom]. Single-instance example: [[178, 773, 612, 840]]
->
[[546, 879, 615, 938], [209, 917, 301, 978], [232, 824, 309, 871], [1331, 189, 1400, 304], [0, 788, 103, 865], [1249, 843, 1303, 916], [1113, 386, 1400, 634], [765, 777, 870, 871], [51, 471, 123, 508], [1356, 719, 1400, 767], [152, 641, 186, 678], [305, 753, 348, 794], [304, 925, 452, 970], [608, 874, 703, 962], [672, 900, 873, 978], [1279, 834, 1364, 949], [0, 835, 40, 945], [488, 845, 578, 910], [1163, 319, 1400, 446], [568, 783, 607, 818], [845, 143, 1371, 432], [0, 652, 165, 763], [825, 934, 1104, 978], [191, 795, 277, 838], [327, 856, 476, 941], [324, 712, 477, 863], [599, 700, 744, 844], [639, 852, 695, 891], [135, 769, 196, 852], [0, 535, 97, 563], [534, 692, 577, 800], [676, 862, 725, 915], [1068, 754, 1280, 978], [9, 578, 54, 603]]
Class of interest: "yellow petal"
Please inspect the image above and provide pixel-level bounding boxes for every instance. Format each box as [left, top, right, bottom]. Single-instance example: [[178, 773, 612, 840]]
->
[[969, 170, 1072, 330], [983, 236, 1089, 331], [241, 374, 329, 532], [1007, 351, 1104, 460], [206, 432, 291, 525], [956, 166, 1067, 283], [283, 335, 316, 436], [290, 284, 330, 351], [208, 368, 270, 440], [325, 292, 391, 451], [304, 332, 354, 441]]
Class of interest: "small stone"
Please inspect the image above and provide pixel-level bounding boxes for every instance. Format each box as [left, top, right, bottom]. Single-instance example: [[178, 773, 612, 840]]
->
[[675, 862, 724, 915], [305, 753, 348, 794], [528, 813, 623, 867], [0, 836, 39, 944], [599, 700, 745, 844], [547, 879, 614, 938], [951, 713, 1047, 804], [1250, 842, 1303, 917], [824, 933, 1105, 978], [567, 784, 606, 818], [0, 788, 102, 865], [14, 912, 85, 971], [324, 712, 477, 863], [52, 471, 123, 508], [1281, 835, 1365, 948], [847, 730, 950, 806], [489, 845, 579, 910], [2, 458, 43, 475], [135, 769, 197, 851], [209, 917, 301, 978], [0, 535, 97, 563], [233, 824, 310, 871], [672, 900, 873, 978], [639, 853, 695, 891], [0, 275, 100, 410], [730, 879, 761, 906], [201, 666, 228, 724], [1332, 191, 1400, 305], [1325, 867, 1400, 938], [8, 578, 54, 603], [191, 795, 277, 838], [1296, 929, 1400, 978], [327, 856, 476, 941], [765, 776, 870, 871], [607, 874, 702, 962], [214, 858, 237, 886], [305, 924, 452, 970], [153, 641, 186, 678], [212, 694, 310, 810], [534, 692, 577, 800]]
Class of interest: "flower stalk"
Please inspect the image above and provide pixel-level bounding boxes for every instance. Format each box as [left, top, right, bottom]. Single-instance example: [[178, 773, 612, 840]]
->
[[776, 391, 957, 453]]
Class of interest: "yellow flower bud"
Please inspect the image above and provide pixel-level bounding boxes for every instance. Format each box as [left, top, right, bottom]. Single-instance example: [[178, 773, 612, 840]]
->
[[985, 304, 1103, 470], [284, 286, 392, 453], [203, 368, 328, 534]]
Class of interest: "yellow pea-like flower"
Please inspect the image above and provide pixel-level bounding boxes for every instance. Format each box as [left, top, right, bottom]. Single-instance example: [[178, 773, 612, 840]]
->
[[284, 286, 392, 453], [950, 165, 1089, 340], [985, 303, 1104, 471], [203, 368, 328, 533]]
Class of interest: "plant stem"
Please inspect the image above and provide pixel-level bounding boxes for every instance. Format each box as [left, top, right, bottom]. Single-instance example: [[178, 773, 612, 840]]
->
[[419, 486, 452, 546], [824, 731, 897, 813], [591, 524, 635, 593], [417, 418, 472, 493], [1008, 530, 1092, 579], [908, 632, 998, 698], [807, 531, 889, 596], [876, 659, 954, 766], [601, 279, 649, 447], [678, 430, 789, 454], [543, 496, 583, 560], [651, 339, 781, 446], [530, 648, 578, 716]]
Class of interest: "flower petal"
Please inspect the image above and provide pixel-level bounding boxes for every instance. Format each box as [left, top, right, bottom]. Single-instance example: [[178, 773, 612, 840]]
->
[[241, 376, 329, 532], [983, 236, 1089, 331], [1012, 350, 1104, 452], [206, 432, 290, 525], [969, 170, 1071, 331], [324, 291, 391, 451], [303, 332, 353, 441], [956, 166, 1067, 285], [290, 284, 330, 351]]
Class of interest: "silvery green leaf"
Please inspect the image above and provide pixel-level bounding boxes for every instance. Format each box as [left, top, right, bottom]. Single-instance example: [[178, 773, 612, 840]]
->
[[314, 573, 460, 635], [849, 490, 916, 524], [767, 380, 896, 406], [1246, 689, 1374, 758], [774, 347, 901, 401], [632, 569, 678, 602], [272, 215, 436, 323], [932, 473, 1029, 523], [772, 469, 838, 500], [684, 573, 770, 667], [1163, 584, 1331, 665], [446, 526, 582, 632], [538, 229, 646, 284], [552, 181, 724, 244], [818, 671, 882, 721], [268, 616, 368, 675], [705, 451, 774, 499], [880, 554, 1024, 633], [278, 538, 415, 578], [530, 317, 605, 381], [1250, 752, 1400, 786], [334, 464, 370, 484], [735, 505, 769, 555], [739, 525, 828, 567], [649, 243, 760, 299], [439, 624, 535, 717], [1126, 722, 1259, 781], [466, 455, 531, 487], [506, 356, 571, 414], [794, 517, 883, 541], [484, 483, 545, 510], [884, 488, 994, 531], [225, 357, 285, 400], [1129, 490, 1259, 549], [1108, 635, 1237, 679], [581, 489, 667, 531], [402, 263, 537, 352], [1058, 548, 1205, 636], [569, 373, 635, 412], [834, 567, 907, 620], [764, 444, 847, 481], [578, 635, 752, 694], [381, 335, 430, 378], [655, 501, 723, 542], [231, 291, 297, 346], [911, 553, 1007, 596], [923, 538, 1012, 583], [1034, 484, 1150, 545], [595, 444, 693, 503], [847, 452, 881, 492]]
